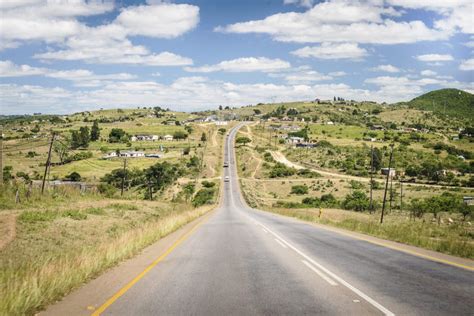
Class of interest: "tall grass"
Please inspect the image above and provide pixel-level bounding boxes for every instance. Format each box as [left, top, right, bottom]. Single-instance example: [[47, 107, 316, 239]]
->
[[262, 206, 474, 259], [0, 201, 212, 315]]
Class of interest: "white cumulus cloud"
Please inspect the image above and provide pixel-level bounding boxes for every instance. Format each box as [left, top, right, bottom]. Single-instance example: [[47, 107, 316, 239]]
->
[[184, 57, 290, 73], [292, 43, 368, 60]]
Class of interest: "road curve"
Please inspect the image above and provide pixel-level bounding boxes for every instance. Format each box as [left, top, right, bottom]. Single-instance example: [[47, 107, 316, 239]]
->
[[99, 123, 473, 316]]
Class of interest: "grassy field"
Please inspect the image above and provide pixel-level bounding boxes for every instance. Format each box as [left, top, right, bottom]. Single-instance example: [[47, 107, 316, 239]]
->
[[0, 170, 221, 315], [0, 109, 229, 315]]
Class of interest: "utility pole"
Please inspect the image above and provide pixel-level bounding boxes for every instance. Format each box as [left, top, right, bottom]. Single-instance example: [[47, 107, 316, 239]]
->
[[121, 158, 127, 196], [41, 132, 55, 194], [400, 178, 403, 212], [380, 144, 394, 224], [389, 176, 393, 212], [369, 145, 374, 212], [0, 125, 3, 186]]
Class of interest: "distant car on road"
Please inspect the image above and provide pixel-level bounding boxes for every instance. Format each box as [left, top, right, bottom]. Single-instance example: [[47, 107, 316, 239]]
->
[[224, 176, 230, 182], [224, 162, 229, 167]]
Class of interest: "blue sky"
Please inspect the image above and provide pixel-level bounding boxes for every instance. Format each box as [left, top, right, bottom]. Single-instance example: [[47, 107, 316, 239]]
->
[[0, 0, 473, 114]]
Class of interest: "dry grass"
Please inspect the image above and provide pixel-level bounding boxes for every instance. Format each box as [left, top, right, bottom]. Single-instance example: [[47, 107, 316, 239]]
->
[[0, 185, 215, 315]]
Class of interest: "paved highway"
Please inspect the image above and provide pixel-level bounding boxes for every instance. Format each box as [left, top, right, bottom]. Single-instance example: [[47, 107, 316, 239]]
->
[[100, 123, 473, 316]]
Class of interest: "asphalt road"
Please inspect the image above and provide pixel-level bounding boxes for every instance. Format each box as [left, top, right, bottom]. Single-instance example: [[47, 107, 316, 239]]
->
[[102, 123, 474, 316]]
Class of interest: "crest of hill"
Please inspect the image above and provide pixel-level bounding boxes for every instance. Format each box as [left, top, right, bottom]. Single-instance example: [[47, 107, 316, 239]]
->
[[406, 88, 473, 119]]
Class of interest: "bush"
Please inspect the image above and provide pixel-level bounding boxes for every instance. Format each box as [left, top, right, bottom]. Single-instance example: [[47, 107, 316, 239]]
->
[[192, 188, 215, 207], [269, 162, 297, 178], [201, 180, 215, 188], [342, 191, 370, 212], [291, 185, 308, 195], [64, 172, 81, 182], [97, 183, 117, 197], [263, 152, 274, 162], [297, 168, 321, 178]]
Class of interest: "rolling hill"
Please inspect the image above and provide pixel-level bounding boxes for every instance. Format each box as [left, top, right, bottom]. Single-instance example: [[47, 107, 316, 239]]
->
[[407, 88, 474, 119]]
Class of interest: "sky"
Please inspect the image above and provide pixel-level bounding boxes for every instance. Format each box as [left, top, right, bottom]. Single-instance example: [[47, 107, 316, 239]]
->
[[0, 0, 473, 115]]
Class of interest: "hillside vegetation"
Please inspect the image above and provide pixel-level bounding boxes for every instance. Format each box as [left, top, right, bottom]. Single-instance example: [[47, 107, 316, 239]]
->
[[407, 88, 474, 119]]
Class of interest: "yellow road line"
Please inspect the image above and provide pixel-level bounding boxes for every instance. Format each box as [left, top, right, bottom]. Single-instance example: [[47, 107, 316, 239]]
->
[[91, 214, 212, 316]]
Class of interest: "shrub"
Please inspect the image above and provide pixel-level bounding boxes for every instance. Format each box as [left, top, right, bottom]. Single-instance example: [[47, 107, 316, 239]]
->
[[342, 191, 370, 212], [192, 188, 215, 207], [291, 185, 309, 195], [297, 168, 321, 178], [201, 180, 215, 188], [64, 172, 81, 182], [263, 152, 274, 162], [97, 183, 117, 197], [269, 162, 297, 178]]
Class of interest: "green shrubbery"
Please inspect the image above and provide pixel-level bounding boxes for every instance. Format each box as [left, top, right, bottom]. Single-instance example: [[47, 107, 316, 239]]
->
[[269, 162, 297, 178], [192, 188, 216, 207], [290, 185, 308, 195]]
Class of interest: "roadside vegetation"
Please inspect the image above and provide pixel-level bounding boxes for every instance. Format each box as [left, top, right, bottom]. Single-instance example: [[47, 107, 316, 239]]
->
[[233, 90, 474, 259], [0, 108, 227, 315]]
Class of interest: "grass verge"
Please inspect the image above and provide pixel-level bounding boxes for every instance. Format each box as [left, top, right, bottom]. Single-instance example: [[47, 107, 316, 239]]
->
[[0, 199, 213, 315]]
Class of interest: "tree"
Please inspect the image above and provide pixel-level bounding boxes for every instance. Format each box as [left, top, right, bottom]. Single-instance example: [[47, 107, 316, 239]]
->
[[218, 128, 226, 135], [71, 127, 90, 149], [236, 136, 251, 146], [173, 130, 188, 140], [144, 162, 182, 198], [90, 121, 100, 141], [219, 105, 223, 110], [53, 140, 69, 164], [372, 147, 382, 171], [79, 126, 90, 147], [253, 109, 261, 115], [108, 128, 127, 143], [201, 132, 207, 142], [65, 172, 81, 182], [183, 183, 195, 201]]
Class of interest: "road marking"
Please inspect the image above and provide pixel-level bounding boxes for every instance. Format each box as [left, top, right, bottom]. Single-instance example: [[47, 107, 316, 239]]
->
[[91, 213, 212, 316], [274, 238, 288, 248], [302, 260, 338, 286], [249, 217, 395, 316], [262, 228, 268, 233], [302, 221, 474, 272]]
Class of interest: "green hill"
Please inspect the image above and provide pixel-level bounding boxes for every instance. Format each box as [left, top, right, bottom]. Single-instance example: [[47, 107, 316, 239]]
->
[[407, 88, 474, 119]]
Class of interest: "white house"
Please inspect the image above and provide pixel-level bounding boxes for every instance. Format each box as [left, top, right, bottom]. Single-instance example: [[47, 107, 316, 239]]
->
[[326, 121, 334, 125], [120, 151, 145, 158], [381, 168, 396, 177], [215, 121, 228, 126], [287, 136, 304, 144], [103, 152, 118, 159], [133, 135, 159, 141], [104, 151, 145, 159], [163, 134, 174, 141]]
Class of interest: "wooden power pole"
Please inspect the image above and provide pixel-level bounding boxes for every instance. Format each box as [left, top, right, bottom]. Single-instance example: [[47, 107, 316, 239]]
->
[[121, 158, 127, 196], [380, 144, 394, 224], [369, 146, 374, 212], [0, 125, 3, 186], [41, 132, 55, 194]]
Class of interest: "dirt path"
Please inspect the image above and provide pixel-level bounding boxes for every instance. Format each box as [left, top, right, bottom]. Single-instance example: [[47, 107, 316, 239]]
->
[[0, 214, 16, 251], [269, 151, 474, 190]]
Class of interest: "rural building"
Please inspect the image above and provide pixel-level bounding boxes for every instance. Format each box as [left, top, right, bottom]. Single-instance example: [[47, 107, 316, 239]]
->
[[131, 135, 159, 142], [287, 136, 304, 144], [103, 151, 145, 159], [215, 121, 228, 126], [326, 121, 334, 125], [163, 135, 174, 141], [381, 168, 396, 177], [463, 197, 474, 205], [145, 153, 161, 158]]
